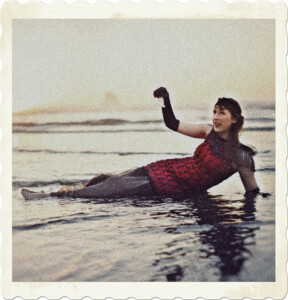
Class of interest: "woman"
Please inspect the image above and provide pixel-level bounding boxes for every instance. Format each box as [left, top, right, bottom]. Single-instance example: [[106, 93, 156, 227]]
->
[[21, 87, 259, 200]]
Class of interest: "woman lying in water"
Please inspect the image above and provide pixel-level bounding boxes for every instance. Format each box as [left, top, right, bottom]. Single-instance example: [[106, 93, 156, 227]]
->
[[21, 87, 259, 200]]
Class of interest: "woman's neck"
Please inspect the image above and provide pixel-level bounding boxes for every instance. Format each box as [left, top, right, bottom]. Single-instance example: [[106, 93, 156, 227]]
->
[[217, 131, 230, 140]]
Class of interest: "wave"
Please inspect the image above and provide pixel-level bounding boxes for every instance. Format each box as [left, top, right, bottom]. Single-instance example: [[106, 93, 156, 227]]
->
[[13, 212, 114, 232], [12, 126, 275, 134], [12, 117, 275, 128], [13, 211, 273, 232], [12, 129, 166, 133], [256, 167, 275, 172], [13, 166, 275, 189], [13, 149, 273, 158], [13, 179, 87, 188], [244, 127, 275, 132], [260, 150, 271, 154], [14, 149, 189, 156], [245, 117, 274, 122], [12, 117, 275, 134], [13, 118, 162, 127]]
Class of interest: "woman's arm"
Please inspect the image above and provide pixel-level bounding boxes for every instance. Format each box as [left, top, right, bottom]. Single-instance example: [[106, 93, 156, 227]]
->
[[178, 122, 212, 139], [153, 87, 212, 139], [238, 166, 259, 193]]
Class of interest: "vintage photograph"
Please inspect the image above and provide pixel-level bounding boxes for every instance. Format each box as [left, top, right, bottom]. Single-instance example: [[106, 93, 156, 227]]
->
[[12, 18, 275, 281], [2, 1, 287, 299]]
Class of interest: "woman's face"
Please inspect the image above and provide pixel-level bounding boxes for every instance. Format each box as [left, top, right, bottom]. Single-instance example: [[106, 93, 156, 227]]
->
[[213, 105, 236, 139]]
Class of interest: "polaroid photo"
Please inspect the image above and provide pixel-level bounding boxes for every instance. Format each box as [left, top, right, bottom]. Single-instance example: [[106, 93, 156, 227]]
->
[[1, 1, 287, 299]]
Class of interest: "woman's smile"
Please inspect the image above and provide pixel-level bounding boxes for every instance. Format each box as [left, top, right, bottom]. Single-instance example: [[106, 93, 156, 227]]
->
[[213, 106, 236, 138]]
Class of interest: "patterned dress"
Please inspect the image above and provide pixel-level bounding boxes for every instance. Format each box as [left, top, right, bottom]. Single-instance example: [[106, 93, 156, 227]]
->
[[145, 129, 255, 196]]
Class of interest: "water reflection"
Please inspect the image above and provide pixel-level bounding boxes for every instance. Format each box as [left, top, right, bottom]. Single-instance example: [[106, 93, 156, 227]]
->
[[81, 191, 260, 281], [150, 192, 259, 281]]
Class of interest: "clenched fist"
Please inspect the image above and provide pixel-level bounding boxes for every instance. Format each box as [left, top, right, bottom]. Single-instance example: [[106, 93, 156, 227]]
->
[[153, 87, 169, 99]]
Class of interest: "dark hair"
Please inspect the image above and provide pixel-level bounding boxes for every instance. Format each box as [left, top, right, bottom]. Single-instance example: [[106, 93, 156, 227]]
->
[[214, 97, 246, 162], [215, 97, 244, 145]]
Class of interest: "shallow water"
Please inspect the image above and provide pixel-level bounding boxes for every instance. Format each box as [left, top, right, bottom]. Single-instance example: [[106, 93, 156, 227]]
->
[[12, 108, 275, 281]]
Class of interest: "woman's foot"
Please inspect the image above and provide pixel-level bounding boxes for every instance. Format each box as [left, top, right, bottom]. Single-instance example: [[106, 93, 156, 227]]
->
[[21, 189, 50, 200], [58, 184, 84, 192], [58, 185, 73, 192]]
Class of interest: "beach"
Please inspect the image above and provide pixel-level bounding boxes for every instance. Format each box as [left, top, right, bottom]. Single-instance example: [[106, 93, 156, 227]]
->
[[12, 106, 275, 282]]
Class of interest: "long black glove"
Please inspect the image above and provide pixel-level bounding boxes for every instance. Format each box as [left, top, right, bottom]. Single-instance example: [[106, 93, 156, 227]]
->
[[153, 87, 179, 132]]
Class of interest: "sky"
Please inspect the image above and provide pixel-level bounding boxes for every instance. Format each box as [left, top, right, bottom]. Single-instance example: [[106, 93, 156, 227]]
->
[[12, 19, 275, 113]]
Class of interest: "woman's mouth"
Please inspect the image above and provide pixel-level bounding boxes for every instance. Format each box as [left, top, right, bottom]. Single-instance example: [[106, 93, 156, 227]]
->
[[214, 123, 221, 128]]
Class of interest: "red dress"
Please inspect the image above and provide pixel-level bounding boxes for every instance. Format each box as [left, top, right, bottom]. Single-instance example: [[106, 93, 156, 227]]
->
[[145, 129, 255, 196]]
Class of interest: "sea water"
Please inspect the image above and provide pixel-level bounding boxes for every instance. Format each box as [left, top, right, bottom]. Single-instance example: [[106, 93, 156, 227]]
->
[[12, 107, 275, 281]]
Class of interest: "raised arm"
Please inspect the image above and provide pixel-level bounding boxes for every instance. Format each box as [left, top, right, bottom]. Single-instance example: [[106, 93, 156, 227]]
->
[[153, 87, 212, 139]]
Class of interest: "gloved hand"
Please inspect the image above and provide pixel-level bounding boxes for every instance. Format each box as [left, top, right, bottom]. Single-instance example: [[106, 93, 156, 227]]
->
[[153, 87, 179, 132], [153, 87, 169, 100]]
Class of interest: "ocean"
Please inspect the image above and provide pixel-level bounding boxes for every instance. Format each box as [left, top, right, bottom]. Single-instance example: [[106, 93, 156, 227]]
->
[[12, 106, 275, 282]]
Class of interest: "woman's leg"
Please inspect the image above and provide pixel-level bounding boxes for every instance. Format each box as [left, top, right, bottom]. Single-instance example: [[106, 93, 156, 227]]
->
[[84, 174, 112, 187], [83, 167, 141, 188], [22, 174, 152, 200], [65, 174, 153, 198], [21, 168, 153, 200]]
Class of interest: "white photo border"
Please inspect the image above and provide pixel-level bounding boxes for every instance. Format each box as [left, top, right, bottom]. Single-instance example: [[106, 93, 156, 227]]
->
[[1, 1, 287, 299]]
